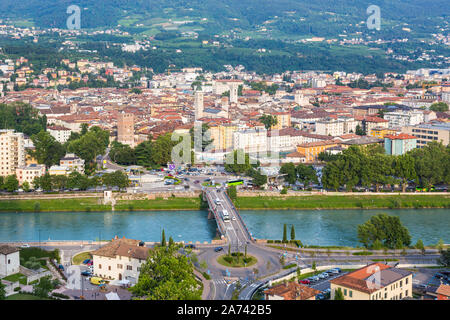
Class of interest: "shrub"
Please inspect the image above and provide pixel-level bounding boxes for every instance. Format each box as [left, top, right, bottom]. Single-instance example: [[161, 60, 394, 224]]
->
[[52, 292, 70, 299], [223, 256, 233, 264], [201, 272, 211, 280], [280, 188, 288, 195], [352, 251, 373, 256]]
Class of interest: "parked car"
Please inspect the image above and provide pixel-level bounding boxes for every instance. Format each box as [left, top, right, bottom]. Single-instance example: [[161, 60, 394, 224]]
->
[[316, 293, 325, 300], [435, 273, 445, 279], [90, 277, 105, 285], [214, 247, 223, 252], [310, 276, 320, 282], [327, 269, 340, 274], [318, 273, 328, 279], [82, 259, 91, 265], [81, 271, 92, 277], [299, 280, 310, 285]]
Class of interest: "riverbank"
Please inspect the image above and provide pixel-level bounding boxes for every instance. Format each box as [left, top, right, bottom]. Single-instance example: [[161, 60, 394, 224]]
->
[[0, 194, 449, 212], [234, 195, 450, 210]]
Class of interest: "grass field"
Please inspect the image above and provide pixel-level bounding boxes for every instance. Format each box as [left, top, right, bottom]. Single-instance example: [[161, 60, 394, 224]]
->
[[5, 293, 50, 300], [72, 252, 92, 265], [234, 195, 450, 210], [0, 194, 449, 213], [2, 273, 28, 285]]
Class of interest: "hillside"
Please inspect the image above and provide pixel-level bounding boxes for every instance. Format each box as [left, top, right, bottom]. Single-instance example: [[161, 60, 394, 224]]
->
[[0, 0, 448, 39]]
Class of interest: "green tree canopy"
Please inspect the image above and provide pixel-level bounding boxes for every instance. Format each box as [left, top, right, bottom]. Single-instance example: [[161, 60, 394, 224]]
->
[[130, 246, 202, 300], [357, 213, 411, 249]]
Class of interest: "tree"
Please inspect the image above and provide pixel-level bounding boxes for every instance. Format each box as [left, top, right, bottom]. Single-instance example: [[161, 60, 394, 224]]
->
[[161, 229, 166, 247], [415, 239, 425, 254], [225, 150, 253, 175], [438, 248, 450, 267], [357, 213, 411, 249], [102, 171, 129, 190], [355, 124, 365, 136], [190, 123, 213, 153], [429, 102, 449, 112], [168, 236, 174, 247], [33, 276, 54, 298], [372, 239, 383, 250], [393, 154, 417, 192], [282, 224, 287, 243], [109, 141, 136, 165], [296, 164, 318, 186], [246, 168, 267, 187], [30, 130, 65, 167], [312, 261, 316, 270], [334, 288, 345, 300], [227, 185, 237, 201], [296, 267, 301, 280], [66, 126, 109, 165], [0, 281, 5, 300], [4, 175, 19, 192], [22, 181, 31, 192], [259, 114, 277, 130], [130, 246, 202, 300], [290, 225, 296, 240], [280, 163, 296, 185], [437, 239, 445, 252]]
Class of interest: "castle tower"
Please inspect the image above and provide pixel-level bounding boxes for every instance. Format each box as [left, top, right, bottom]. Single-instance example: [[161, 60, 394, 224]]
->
[[230, 83, 239, 104], [117, 112, 135, 147], [194, 91, 204, 120]]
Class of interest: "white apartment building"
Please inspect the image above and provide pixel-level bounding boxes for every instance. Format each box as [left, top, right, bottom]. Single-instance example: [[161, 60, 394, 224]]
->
[[60, 153, 85, 174], [16, 164, 46, 188], [91, 237, 150, 285], [0, 130, 25, 177], [267, 128, 305, 152], [315, 118, 358, 136], [384, 111, 424, 128], [233, 129, 268, 153], [47, 125, 72, 143]]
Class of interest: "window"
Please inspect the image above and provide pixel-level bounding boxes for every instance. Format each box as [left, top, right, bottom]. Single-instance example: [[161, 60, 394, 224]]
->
[[405, 290, 408, 296], [117, 264, 123, 269], [108, 266, 111, 271], [349, 291, 352, 298], [127, 265, 132, 271], [8, 259, 10, 264], [99, 264, 102, 269], [400, 280, 403, 287], [406, 278, 408, 284], [384, 293, 387, 299]]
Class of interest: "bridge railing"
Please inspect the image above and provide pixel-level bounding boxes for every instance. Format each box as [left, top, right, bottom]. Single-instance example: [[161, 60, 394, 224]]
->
[[222, 191, 254, 242], [204, 191, 226, 235]]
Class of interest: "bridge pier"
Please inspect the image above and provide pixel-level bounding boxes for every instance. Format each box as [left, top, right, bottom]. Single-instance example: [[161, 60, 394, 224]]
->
[[208, 209, 214, 220]]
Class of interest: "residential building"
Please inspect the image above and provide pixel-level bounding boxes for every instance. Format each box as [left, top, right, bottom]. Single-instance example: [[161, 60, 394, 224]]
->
[[369, 127, 399, 139], [271, 112, 291, 130], [48, 165, 70, 176], [16, 164, 46, 187], [47, 125, 72, 143], [296, 140, 339, 163], [267, 128, 305, 153], [194, 91, 204, 120], [340, 136, 383, 149], [233, 129, 268, 153], [315, 117, 358, 136], [436, 284, 450, 300], [402, 122, 450, 147], [91, 236, 151, 285], [264, 282, 321, 300], [330, 263, 413, 300], [384, 110, 424, 128], [117, 112, 135, 147], [209, 124, 237, 151], [0, 245, 20, 278], [60, 153, 85, 174], [0, 130, 25, 177], [384, 133, 417, 155]]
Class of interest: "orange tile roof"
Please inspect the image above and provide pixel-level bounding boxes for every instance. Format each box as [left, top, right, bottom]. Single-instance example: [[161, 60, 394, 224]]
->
[[264, 282, 321, 300]]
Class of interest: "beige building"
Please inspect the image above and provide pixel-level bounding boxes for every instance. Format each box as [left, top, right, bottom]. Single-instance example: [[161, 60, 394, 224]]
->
[[47, 125, 72, 143], [117, 112, 135, 147], [402, 122, 450, 148], [330, 263, 413, 300], [16, 164, 46, 188], [0, 130, 25, 177], [91, 237, 151, 285]]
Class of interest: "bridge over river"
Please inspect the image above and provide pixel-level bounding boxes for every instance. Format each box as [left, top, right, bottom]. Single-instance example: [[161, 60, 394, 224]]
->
[[203, 188, 254, 249]]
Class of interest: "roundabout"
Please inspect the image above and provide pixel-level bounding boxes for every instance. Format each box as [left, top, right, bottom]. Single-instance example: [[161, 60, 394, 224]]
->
[[217, 253, 258, 268]]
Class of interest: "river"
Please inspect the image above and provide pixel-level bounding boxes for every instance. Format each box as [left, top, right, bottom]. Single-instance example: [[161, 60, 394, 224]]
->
[[0, 209, 448, 246]]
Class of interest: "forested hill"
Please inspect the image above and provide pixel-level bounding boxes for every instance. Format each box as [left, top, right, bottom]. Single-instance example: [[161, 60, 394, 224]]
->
[[0, 0, 448, 37]]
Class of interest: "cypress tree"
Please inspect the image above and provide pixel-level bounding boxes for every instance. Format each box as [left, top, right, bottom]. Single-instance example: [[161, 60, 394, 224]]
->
[[290, 225, 295, 241], [161, 229, 166, 247], [282, 224, 287, 243]]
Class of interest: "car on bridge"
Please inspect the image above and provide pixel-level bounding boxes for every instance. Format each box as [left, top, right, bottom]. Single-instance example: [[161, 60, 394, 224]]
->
[[185, 244, 196, 249], [214, 247, 223, 252]]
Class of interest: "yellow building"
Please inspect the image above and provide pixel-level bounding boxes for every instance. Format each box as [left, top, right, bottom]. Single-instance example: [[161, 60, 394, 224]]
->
[[209, 124, 237, 151], [296, 140, 339, 163], [330, 263, 413, 300], [271, 112, 291, 130], [370, 127, 398, 139]]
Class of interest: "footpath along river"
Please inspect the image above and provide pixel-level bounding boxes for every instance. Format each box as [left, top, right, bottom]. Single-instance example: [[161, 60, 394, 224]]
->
[[0, 209, 448, 245]]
